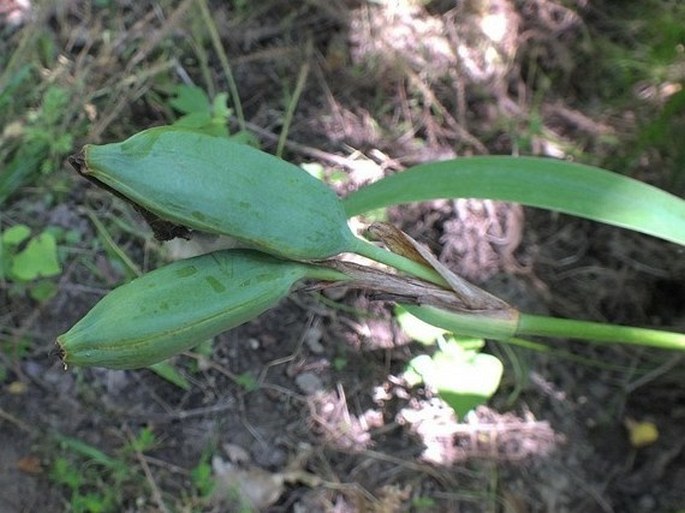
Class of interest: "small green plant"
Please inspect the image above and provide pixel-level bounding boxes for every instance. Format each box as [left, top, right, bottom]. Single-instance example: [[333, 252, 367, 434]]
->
[[234, 372, 259, 392], [1, 224, 62, 301], [405, 336, 503, 418], [57, 124, 685, 418], [333, 356, 348, 372], [48, 428, 171, 513], [148, 361, 192, 390], [411, 495, 438, 511], [50, 435, 131, 513], [397, 307, 502, 417], [168, 84, 232, 138], [190, 452, 215, 498], [0, 84, 76, 205]]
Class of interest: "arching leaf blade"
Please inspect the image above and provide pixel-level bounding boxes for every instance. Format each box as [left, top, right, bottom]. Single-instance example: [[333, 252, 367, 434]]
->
[[343, 156, 685, 246]]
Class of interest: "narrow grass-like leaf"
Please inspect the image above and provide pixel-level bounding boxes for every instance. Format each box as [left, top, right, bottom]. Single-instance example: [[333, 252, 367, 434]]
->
[[148, 361, 192, 390], [54, 434, 125, 471], [343, 156, 685, 246]]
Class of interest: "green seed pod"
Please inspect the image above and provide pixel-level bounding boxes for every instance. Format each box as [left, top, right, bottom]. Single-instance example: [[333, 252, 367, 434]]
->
[[57, 250, 318, 369], [70, 127, 356, 260]]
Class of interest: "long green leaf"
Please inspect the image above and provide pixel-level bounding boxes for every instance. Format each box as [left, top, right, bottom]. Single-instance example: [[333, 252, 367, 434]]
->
[[343, 156, 685, 246]]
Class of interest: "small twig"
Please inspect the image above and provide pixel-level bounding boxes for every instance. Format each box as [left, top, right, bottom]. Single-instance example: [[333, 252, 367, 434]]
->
[[567, 467, 615, 513], [0, 407, 36, 435], [277, 40, 312, 158], [124, 425, 171, 513], [88, 59, 177, 141], [117, 400, 236, 423], [257, 314, 313, 387], [625, 354, 684, 393], [402, 64, 488, 154], [127, 0, 195, 72], [142, 455, 189, 476], [244, 118, 378, 171]]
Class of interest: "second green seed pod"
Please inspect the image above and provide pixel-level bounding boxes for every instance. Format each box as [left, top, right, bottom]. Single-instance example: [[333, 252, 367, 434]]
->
[[57, 250, 325, 369]]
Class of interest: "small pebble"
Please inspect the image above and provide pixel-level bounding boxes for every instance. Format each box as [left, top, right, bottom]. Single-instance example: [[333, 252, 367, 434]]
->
[[638, 494, 656, 511], [295, 372, 323, 394]]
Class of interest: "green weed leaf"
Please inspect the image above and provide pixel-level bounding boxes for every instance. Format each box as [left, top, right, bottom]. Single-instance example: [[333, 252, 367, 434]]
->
[[169, 85, 232, 136], [211, 92, 231, 121], [169, 84, 211, 114], [2, 224, 31, 246], [38, 86, 69, 125], [50, 457, 82, 490], [10, 231, 61, 281], [29, 280, 58, 302], [126, 427, 158, 453], [408, 339, 503, 418], [191, 457, 215, 497], [235, 372, 258, 391]]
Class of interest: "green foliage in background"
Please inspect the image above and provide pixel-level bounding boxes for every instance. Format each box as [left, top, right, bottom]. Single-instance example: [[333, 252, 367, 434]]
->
[[169, 84, 231, 137], [578, 0, 685, 187], [50, 435, 137, 513], [0, 82, 76, 205]]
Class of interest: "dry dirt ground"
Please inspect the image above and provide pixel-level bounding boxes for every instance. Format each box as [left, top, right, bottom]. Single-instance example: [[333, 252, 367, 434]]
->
[[1, 1, 684, 512]]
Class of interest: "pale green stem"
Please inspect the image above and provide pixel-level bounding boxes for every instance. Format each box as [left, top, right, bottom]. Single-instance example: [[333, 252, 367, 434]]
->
[[304, 266, 352, 283], [348, 238, 685, 352], [501, 338, 647, 371], [349, 237, 449, 288], [403, 305, 685, 351], [517, 314, 685, 351], [400, 304, 518, 339]]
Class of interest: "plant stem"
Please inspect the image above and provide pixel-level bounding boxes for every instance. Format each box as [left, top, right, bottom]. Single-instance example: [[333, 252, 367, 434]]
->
[[404, 305, 685, 352], [401, 304, 518, 339], [500, 338, 647, 371], [350, 237, 449, 288], [517, 314, 685, 351], [349, 237, 685, 352], [304, 266, 352, 283]]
